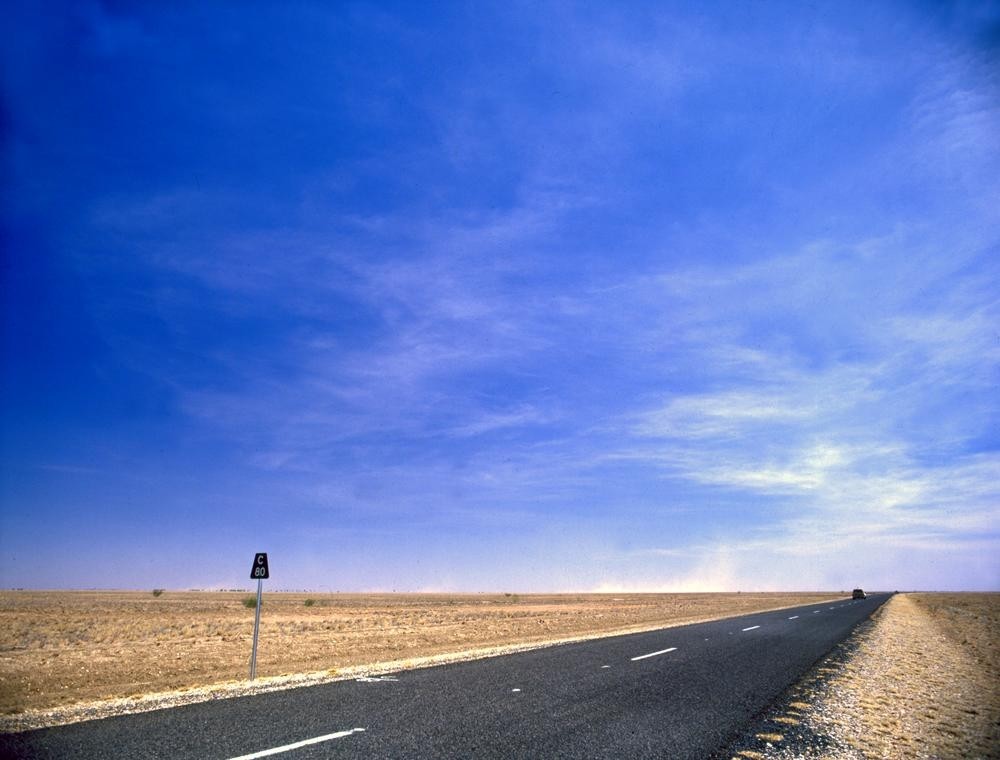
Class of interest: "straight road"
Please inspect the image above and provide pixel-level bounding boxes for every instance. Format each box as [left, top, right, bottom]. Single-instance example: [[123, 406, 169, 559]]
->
[[1, 593, 890, 759]]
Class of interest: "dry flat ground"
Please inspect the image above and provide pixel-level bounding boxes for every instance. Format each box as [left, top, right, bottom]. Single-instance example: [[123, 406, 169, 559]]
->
[[731, 593, 1000, 760], [0, 590, 838, 723]]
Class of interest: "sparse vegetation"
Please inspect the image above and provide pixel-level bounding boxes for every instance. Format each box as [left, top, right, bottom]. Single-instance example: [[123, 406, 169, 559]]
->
[[242, 597, 258, 609], [151, 589, 165, 597], [304, 599, 316, 607]]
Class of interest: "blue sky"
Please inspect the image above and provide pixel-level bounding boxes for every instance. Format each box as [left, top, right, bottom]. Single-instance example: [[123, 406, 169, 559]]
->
[[2, 2, 998, 592]]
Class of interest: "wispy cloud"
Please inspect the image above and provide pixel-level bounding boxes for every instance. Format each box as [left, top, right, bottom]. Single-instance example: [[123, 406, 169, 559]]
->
[[3, 1, 997, 591]]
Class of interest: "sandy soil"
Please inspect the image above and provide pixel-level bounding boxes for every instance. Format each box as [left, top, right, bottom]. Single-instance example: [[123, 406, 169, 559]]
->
[[0, 590, 839, 728], [729, 592, 1000, 759]]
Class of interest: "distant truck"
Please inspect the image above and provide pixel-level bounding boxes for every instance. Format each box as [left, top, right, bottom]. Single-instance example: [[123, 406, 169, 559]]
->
[[852, 588, 867, 599]]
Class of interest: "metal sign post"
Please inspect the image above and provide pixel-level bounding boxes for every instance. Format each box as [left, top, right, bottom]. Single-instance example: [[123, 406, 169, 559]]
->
[[249, 552, 269, 680]]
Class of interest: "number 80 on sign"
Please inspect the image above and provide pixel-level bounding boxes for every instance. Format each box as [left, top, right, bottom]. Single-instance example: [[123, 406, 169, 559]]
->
[[250, 553, 269, 579]]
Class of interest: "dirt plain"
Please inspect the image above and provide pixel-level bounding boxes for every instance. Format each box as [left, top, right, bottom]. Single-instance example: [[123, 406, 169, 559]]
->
[[730, 592, 1000, 759], [0, 590, 841, 726]]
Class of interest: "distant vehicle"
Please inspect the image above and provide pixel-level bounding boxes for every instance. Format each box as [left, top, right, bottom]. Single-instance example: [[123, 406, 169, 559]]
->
[[852, 588, 867, 599]]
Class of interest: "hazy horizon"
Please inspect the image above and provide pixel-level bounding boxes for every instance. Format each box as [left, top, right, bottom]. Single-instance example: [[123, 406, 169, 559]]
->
[[0, 588, 953, 595], [2, 2, 998, 593]]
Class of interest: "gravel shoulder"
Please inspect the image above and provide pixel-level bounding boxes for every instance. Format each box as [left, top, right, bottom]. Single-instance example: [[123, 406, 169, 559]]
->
[[725, 592, 1000, 759]]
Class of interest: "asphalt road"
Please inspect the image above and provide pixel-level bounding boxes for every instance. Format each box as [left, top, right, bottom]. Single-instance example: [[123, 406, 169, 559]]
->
[[1, 593, 890, 759]]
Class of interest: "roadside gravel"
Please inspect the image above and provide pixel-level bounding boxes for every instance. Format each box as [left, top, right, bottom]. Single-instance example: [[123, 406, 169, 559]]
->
[[726, 593, 1000, 759]]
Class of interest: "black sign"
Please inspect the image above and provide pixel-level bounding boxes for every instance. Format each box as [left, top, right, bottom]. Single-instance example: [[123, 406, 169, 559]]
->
[[250, 552, 269, 580]]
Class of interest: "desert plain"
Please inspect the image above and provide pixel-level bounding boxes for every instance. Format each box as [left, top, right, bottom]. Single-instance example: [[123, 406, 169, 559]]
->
[[0, 590, 839, 721]]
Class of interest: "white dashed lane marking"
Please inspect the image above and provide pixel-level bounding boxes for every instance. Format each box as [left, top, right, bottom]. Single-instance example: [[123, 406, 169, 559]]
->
[[741, 625, 760, 632], [788, 615, 799, 619], [631, 647, 677, 661], [227, 729, 366, 760]]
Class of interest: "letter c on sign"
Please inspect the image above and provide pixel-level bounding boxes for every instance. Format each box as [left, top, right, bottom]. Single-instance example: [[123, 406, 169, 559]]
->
[[257, 556, 263, 565]]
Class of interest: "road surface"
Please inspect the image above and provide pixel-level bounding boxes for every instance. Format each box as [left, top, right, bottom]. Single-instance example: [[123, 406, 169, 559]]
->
[[0, 593, 890, 759]]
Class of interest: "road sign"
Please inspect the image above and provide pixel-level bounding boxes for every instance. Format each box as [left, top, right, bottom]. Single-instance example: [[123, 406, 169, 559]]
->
[[250, 552, 269, 579], [249, 552, 268, 680]]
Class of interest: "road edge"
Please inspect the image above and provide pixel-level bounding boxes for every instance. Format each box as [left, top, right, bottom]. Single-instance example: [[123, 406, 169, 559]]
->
[[716, 593, 894, 759]]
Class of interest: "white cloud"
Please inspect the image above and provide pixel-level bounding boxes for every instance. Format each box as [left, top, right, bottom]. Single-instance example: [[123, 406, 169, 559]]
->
[[634, 389, 835, 440]]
